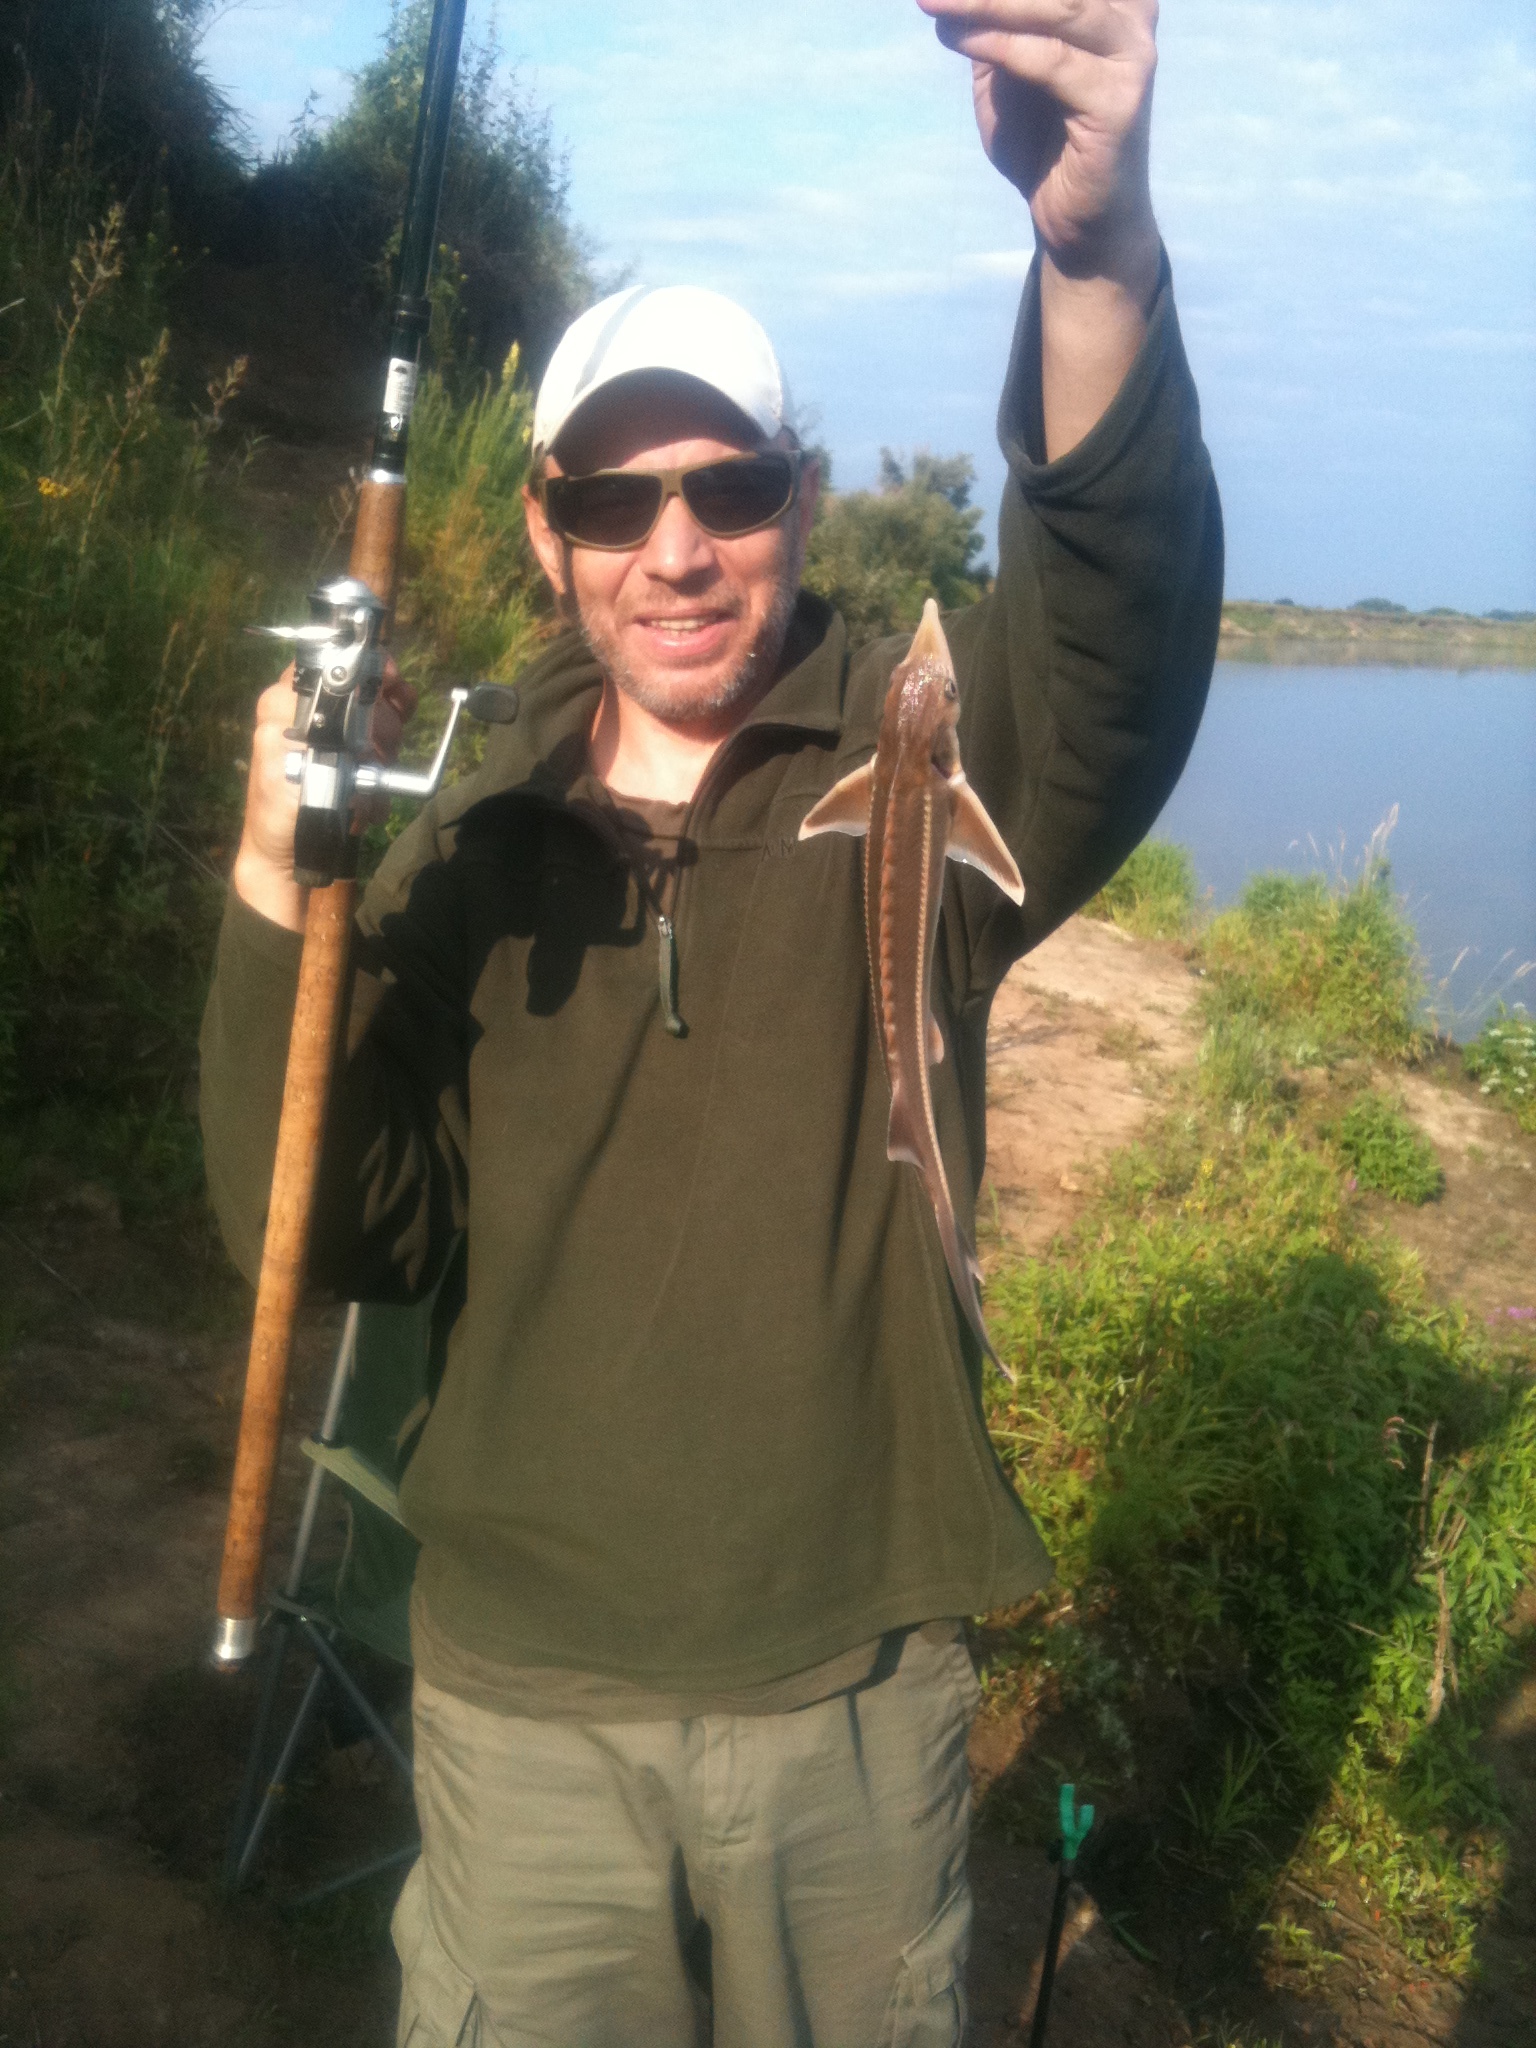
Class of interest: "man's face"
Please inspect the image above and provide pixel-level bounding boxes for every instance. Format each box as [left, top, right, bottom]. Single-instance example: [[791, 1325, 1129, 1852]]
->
[[523, 378, 819, 738]]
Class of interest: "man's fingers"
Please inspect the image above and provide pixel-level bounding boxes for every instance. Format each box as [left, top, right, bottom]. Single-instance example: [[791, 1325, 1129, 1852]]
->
[[370, 656, 417, 765], [921, 0, 1151, 62], [255, 666, 299, 728], [379, 656, 418, 723], [943, 30, 1105, 116]]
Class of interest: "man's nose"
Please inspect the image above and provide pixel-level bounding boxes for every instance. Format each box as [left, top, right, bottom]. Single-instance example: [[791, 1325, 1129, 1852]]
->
[[636, 490, 717, 580]]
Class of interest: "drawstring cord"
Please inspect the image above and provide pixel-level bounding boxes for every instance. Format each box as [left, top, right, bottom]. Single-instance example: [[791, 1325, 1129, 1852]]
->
[[656, 913, 686, 1038]]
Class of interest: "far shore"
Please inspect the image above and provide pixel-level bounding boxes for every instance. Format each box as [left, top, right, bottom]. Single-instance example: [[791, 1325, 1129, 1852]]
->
[[1219, 601, 1536, 669]]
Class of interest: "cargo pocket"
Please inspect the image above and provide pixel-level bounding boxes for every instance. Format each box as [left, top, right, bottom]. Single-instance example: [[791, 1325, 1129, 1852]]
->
[[393, 1861, 480, 2048], [882, 1877, 972, 2047]]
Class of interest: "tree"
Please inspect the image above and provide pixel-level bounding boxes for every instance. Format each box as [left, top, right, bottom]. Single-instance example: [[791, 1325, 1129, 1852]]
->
[[240, 0, 592, 382], [0, 0, 239, 241], [803, 448, 990, 644]]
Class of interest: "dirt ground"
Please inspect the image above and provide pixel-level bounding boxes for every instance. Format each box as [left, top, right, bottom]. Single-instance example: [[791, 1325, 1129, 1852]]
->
[[2, 916, 1533, 2047]]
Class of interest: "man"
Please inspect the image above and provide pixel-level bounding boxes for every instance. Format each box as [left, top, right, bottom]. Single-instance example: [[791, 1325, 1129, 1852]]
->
[[203, 1, 1221, 2040]]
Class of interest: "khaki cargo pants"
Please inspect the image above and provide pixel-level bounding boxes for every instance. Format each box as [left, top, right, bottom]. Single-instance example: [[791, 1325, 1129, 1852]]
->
[[392, 1627, 982, 2047]]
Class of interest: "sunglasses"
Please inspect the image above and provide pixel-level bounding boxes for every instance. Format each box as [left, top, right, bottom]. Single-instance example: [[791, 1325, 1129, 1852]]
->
[[540, 450, 803, 552]]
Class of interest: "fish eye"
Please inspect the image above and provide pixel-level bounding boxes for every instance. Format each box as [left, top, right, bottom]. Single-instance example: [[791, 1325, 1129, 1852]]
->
[[944, 679, 957, 701]]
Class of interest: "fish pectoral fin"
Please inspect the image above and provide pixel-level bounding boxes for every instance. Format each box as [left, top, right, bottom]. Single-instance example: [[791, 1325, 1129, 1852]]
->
[[945, 772, 1025, 905], [927, 1014, 944, 1066], [799, 760, 875, 840]]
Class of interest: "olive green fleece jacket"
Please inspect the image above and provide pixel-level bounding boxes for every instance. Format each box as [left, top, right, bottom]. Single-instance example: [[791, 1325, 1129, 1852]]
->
[[201, 255, 1222, 1689]]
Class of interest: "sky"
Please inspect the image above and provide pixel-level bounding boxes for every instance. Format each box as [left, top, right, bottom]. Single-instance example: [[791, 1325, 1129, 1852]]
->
[[201, 0, 1536, 613]]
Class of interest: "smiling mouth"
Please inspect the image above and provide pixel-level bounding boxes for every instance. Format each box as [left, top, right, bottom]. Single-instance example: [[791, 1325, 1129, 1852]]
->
[[638, 612, 735, 635]]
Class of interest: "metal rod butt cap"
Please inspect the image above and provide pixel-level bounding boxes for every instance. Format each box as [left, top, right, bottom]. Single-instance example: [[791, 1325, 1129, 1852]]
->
[[210, 1614, 260, 1669]]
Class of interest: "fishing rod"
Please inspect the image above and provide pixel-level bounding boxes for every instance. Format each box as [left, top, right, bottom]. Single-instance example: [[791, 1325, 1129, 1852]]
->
[[210, 0, 516, 1670]]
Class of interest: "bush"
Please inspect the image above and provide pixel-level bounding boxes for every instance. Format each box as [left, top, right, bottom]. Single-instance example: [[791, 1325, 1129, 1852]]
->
[[1335, 1092, 1444, 1204], [0, 97, 562, 1202], [985, 1109, 1534, 1971], [240, 0, 591, 382], [1461, 1003, 1536, 1133], [1083, 838, 1197, 939], [0, 118, 268, 1167], [398, 345, 545, 688], [1, 0, 238, 247], [803, 448, 989, 644], [1201, 866, 1424, 1064]]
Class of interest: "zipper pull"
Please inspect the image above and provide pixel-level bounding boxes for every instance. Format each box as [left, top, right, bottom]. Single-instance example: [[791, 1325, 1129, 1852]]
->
[[656, 914, 687, 1038]]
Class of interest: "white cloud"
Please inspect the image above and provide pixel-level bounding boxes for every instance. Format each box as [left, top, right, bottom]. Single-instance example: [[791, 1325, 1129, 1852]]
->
[[197, 0, 1536, 607]]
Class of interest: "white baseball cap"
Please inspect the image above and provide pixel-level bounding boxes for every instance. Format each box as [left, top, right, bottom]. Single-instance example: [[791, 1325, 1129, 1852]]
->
[[532, 285, 790, 462]]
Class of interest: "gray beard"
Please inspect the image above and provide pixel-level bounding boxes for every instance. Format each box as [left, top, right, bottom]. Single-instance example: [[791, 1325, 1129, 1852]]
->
[[578, 563, 801, 733]]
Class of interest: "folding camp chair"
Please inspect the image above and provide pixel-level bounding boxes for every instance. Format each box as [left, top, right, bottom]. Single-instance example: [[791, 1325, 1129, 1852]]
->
[[223, 1267, 453, 1909]]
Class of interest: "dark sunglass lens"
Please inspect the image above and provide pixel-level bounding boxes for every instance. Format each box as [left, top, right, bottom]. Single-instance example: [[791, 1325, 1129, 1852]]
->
[[682, 455, 794, 536], [548, 472, 663, 548]]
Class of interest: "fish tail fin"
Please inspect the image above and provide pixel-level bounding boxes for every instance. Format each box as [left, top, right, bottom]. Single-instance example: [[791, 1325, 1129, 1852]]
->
[[889, 1096, 1014, 1384], [943, 1220, 1014, 1384]]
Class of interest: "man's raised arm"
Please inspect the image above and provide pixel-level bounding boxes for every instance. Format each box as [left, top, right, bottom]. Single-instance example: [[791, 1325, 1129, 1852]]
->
[[911, 0, 1221, 978], [920, 0, 1162, 455]]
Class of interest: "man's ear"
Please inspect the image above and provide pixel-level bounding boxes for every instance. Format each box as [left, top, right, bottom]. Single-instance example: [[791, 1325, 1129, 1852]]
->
[[523, 480, 570, 605]]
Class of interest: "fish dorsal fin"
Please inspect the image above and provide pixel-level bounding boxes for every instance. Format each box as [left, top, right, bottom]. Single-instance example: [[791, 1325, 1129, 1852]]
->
[[945, 772, 1025, 905], [799, 760, 875, 841]]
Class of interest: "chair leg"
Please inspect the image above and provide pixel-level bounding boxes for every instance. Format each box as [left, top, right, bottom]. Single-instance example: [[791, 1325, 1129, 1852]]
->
[[227, 1661, 328, 1894], [223, 1615, 293, 1893], [296, 1616, 414, 1783], [282, 1840, 420, 1916]]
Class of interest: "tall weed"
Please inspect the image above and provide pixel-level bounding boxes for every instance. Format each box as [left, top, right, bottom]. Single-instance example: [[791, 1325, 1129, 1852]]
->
[[1201, 865, 1424, 1064], [0, 119, 267, 1179], [0, 115, 553, 1202], [398, 345, 545, 689]]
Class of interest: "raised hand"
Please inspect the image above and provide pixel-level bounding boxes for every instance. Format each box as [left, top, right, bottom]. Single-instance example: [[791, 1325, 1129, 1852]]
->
[[919, 0, 1162, 455], [920, 0, 1159, 276]]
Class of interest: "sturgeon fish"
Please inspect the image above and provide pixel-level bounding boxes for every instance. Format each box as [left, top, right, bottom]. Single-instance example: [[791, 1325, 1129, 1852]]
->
[[800, 599, 1024, 1376]]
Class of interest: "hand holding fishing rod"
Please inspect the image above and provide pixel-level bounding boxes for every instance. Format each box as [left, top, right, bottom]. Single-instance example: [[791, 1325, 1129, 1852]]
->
[[210, 0, 481, 1669]]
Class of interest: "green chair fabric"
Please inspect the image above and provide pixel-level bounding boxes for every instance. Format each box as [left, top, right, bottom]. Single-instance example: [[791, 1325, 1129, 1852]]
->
[[325, 1243, 464, 1667]]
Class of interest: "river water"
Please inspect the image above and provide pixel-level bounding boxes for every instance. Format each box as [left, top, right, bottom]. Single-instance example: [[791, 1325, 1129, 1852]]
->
[[1154, 664, 1536, 1034]]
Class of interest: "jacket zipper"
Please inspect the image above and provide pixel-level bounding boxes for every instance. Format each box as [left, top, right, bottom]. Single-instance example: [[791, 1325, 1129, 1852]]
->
[[650, 723, 789, 1044]]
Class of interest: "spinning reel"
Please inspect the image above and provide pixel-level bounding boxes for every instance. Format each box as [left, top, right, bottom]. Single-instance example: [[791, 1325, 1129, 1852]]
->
[[250, 576, 519, 888]]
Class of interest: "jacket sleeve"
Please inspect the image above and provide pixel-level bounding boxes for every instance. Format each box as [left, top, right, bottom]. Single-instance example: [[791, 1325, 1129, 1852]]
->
[[946, 246, 1223, 995], [198, 808, 471, 1304]]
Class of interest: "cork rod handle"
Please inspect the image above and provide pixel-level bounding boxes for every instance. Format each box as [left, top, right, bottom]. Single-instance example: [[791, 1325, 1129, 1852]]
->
[[211, 477, 404, 1666]]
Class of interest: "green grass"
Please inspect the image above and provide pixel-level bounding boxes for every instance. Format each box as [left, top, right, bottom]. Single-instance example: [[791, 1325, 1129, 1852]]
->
[[980, 852, 1535, 1982], [1462, 1004, 1536, 1133], [1200, 867, 1424, 1065], [1083, 838, 1198, 939], [1334, 1091, 1444, 1204]]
